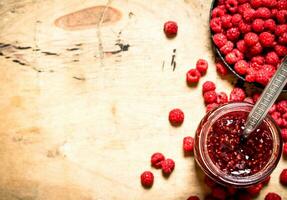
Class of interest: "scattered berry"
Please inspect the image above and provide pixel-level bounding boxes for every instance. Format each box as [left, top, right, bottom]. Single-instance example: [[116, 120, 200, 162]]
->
[[206, 103, 220, 113], [230, 87, 246, 102], [216, 61, 229, 75], [204, 91, 218, 104], [169, 108, 184, 126], [202, 81, 216, 93], [280, 169, 287, 185], [187, 196, 200, 200], [140, 171, 154, 188], [186, 69, 201, 85], [265, 193, 282, 200], [183, 136, 194, 153], [151, 153, 165, 169], [246, 183, 263, 197], [161, 158, 175, 175], [196, 59, 209, 74], [163, 21, 178, 38]]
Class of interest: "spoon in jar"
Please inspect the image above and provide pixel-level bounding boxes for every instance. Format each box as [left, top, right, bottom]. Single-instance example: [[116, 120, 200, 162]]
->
[[243, 56, 287, 138]]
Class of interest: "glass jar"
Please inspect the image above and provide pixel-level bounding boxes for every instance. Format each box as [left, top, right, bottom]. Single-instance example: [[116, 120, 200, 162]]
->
[[194, 102, 282, 187]]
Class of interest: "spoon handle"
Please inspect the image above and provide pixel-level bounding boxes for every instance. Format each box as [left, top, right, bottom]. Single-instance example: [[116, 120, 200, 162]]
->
[[244, 56, 287, 137]]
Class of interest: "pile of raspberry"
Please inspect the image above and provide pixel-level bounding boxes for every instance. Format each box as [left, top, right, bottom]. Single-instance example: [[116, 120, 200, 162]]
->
[[210, 0, 287, 86]]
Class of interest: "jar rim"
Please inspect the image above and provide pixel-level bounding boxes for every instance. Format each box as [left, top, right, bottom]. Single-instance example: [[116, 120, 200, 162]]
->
[[197, 102, 282, 186]]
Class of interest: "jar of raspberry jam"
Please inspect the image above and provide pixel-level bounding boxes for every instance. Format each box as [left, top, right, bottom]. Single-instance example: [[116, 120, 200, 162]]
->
[[194, 102, 282, 187]]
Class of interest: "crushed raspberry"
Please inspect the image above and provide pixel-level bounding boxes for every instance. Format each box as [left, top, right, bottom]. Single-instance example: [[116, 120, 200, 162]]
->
[[243, 8, 256, 22], [217, 92, 228, 104], [283, 143, 287, 157], [265, 193, 282, 200], [212, 7, 226, 18], [221, 14, 233, 29], [246, 183, 263, 197], [210, 17, 223, 33], [244, 97, 255, 104], [151, 153, 165, 169], [234, 60, 249, 75], [239, 21, 252, 33], [256, 7, 272, 19], [264, 19, 276, 32], [196, 59, 208, 74], [186, 196, 200, 200], [140, 171, 154, 188], [203, 91, 218, 104], [161, 158, 175, 175], [259, 32, 275, 47], [230, 87, 246, 102], [244, 32, 259, 46], [276, 100, 287, 114], [183, 136, 194, 153], [227, 27, 240, 41], [163, 21, 178, 38], [231, 14, 242, 26], [206, 103, 220, 113], [169, 108, 184, 126], [275, 25, 287, 36], [186, 69, 201, 85], [281, 129, 287, 142], [266, 51, 280, 66], [248, 42, 263, 56], [202, 81, 216, 93], [216, 61, 229, 75], [211, 186, 227, 200], [225, 0, 238, 13], [213, 33, 228, 48], [262, 176, 271, 185], [252, 18, 265, 32], [280, 169, 287, 185], [204, 175, 216, 188], [275, 45, 287, 57], [220, 41, 234, 55]]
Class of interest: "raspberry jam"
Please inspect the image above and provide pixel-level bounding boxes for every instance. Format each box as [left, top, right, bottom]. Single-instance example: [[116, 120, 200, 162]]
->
[[194, 102, 282, 187]]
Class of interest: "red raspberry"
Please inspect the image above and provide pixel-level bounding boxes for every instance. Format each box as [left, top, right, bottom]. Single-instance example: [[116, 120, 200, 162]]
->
[[234, 60, 249, 75], [225, 0, 238, 13], [216, 61, 228, 75], [238, 0, 249, 4], [244, 32, 259, 46], [259, 32, 275, 47], [210, 17, 223, 33], [220, 41, 234, 55], [243, 8, 256, 22], [256, 7, 272, 19], [213, 33, 228, 48], [283, 143, 287, 157], [161, 158, 175, 175], [275, 25, 287, 36], [244, 97, 255, 104], [226, 49, 244, 64], [226, 27, 240, 41], [196, 59, 208, 74], [248, 42, 263, 56], [277, 0, 287, 10], [237, 40, 248, 53], [230, 87, 246, 102], [204, 91, 217, 104], [163, 21, 178, 38], [251, 0, 262, 8], [211, 186, 227, 200], [238, 3, 251, 15], [265, 193, 282, 200], [283, 112, 287, 120], [206, 103, 220, 112], [140, 171, 154, 187], [276, 100, 287, 113], [262, 176, 271, 185], [269, 104, 277, 114], [202, 81, 216, 93], [252, 18, 265, 32], [250, 56, 265, 70], [239, 21, 252, 33], [246, 69, 257, 82], [212, 7, 226, 18], [183, 136, 194, 153], [187, 196, 200, 200], [281, 128, 287, 142], [279, 33, 287, 45], [264, 19, 276, 32], [204, 175, 217, 188], [262, 0, 277, 8], [217, 0, 225, 5], [217, 92, 228, 104], [151, 153, 165, 169], [256, 71, 270, 85], [221, 14, 233, 29], [232, 14, 242, 26], [271, 8, 278, 17], [280, 168, 287, 185], [271, 111, 281, 121], [246, 183, 263, 197], [186, 69, 201, 85], [266, 51, 280, 66], [275, 45, 287, 57], [169, 108, 184, 126], [276, 10, 287, 24]]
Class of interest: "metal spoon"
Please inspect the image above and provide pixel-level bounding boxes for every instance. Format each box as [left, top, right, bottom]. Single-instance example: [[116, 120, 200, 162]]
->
[[243, 56, 287, 138]]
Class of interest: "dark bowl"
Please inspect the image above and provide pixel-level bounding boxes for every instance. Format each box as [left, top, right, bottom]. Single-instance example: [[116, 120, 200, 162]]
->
[[209, 0, 287, 92]]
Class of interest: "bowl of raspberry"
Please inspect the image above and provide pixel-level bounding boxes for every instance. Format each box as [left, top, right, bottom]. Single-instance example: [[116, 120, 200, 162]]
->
[[210, 0, 287, 90]]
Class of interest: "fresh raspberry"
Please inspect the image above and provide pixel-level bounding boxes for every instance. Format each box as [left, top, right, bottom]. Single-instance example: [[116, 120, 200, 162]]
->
[[210, 17, 223, 33], [226, 49, 244, 64], [244, 97, 255, 104], [237, 40, 248, 53], [281, 128, 287, 142], [221, 14, 233, 29], [262, 176, 271, 185], [243, 8, 256, 22], [262, 0, 277, 8], [186, 69, 201, 85], [275, 45, 287, 57], [225, 0, 238, 13], [283, 143, 287, 157], [251, 0, 262, 8], [275, 25, 287, 36], [244, 32, 259, 46], [238, 193, 252, 200], [246, 183, 263, 197], [183, 136, 194, 153], [151, 153, 165, 169], [217, 92, 228, 104], [234, 60, 249, 75], [212, 7, 226, 18], [277, 0, 287, 10], [213, 33, 228, 48], [271, 111, 281, 121], [232, 14, 242, 27], [256, 7, 272, 19], [163, 21, 178, 38], [187, 196, 200, 200], [204, 91, 217, 104], [280, 169, 287, 185], [266, 51, 280, 66], [248, 42, 263, 56], [206, 103, 220, 112], [217, 0, 226, 6], [246, 69, 257, 82], [238, 3, 252, 15], [226, 27, 240, 41], [220, 41, 234, 55], [230, 88, 246, 102], [238, 0, 249, 4], [276, 10, 287, 24], [268, 104, 277, 114], [265, 193, 282, 200], [264, 19, 276, 32], [239, 21, 252, 33], [140, 171, 154, 188], [256, 70, 270, 85], [279, 33, 287, 45], [202, 81, 216, 93], [271, 8, 278, 17], [216, 61, 229, 75], [280, 118, 287, 128], [252, 18, 265, 32], [169, 108, 184, 126], [259, 32, 275, 47], [283, 112, 287, 120], [251, 56, 265, 67], [196, 59, 208, 74], [204, 175, 216, 188], [276, 100, 287, 113], [211, 186, 227, 200], [161, 158, 175, 175]]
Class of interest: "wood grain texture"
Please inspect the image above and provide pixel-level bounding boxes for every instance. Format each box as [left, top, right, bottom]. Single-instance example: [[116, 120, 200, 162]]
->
[[0, 0, 286, 199]]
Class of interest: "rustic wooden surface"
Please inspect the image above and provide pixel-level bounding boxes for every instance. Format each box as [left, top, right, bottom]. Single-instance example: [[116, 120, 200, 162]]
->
[[0, 0, 286, 199]]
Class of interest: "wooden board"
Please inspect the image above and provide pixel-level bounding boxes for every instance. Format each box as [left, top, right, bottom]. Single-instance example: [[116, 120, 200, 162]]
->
[[0, 0, 286, 199]]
